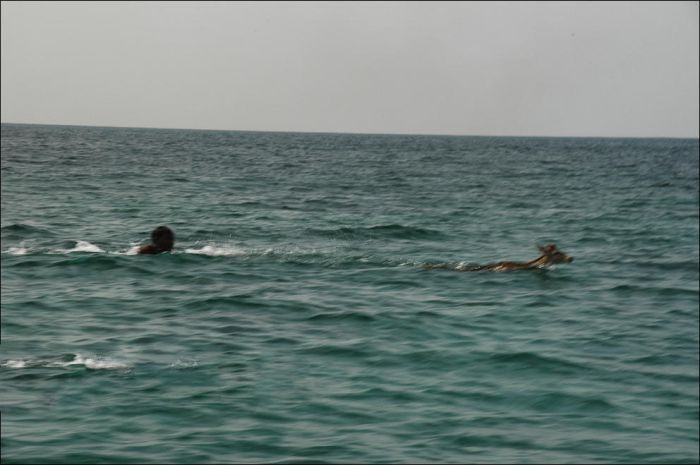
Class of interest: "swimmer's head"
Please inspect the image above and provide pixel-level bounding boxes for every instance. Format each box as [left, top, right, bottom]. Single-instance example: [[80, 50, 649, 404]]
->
[[151, 226, 175, 251]]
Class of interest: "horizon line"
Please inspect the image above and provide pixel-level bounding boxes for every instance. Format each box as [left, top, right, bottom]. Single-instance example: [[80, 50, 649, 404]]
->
[[1, 121, 698, 141]]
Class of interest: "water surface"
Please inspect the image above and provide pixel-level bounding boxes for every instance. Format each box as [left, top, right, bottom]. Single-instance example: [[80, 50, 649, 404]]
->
[[1, 124, 698, 463]]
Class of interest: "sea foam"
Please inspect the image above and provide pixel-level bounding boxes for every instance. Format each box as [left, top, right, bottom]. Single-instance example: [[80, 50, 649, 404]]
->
[[184, 245, 248, 256], [4, 246, 29, 255], [63, 241, 105, 253], [1, 360, 28, 368], [59, 355, 129, 370], [1, 355, 129, 370]]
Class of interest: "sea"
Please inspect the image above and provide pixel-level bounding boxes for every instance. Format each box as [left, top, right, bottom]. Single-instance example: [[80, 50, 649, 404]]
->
[[1, 123, 698, 464]]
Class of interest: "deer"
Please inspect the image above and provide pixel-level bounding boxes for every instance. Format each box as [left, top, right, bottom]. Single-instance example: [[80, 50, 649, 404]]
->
[[423, 244, 574, 272]]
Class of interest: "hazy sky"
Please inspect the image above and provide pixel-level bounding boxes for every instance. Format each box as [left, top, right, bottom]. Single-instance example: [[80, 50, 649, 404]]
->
[[1, 1, 698, 137]]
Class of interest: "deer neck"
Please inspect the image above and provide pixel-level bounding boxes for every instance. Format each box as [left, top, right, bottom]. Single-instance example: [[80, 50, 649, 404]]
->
[[526, 255, 549, 268]]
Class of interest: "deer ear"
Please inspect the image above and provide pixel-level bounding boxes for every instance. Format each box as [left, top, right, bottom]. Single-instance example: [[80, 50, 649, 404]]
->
[[538, 244, 556, 254]]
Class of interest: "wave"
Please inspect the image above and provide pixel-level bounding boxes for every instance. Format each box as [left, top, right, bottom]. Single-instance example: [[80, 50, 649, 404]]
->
[[2, 240, 444, 271], [60, 354, 129, 369], [298, 342, 372, 359], [417, 261, 482, 271], [2, 240, 108, 256], [180, 244, 382, 269], [641, 259, 699, 272], [1, 242, 338, 265], [169, 358, 200, 369], [606, 283, 698, 297], [62, 240, 105, 253], [45, 254, 131, 271], [1, 354, 129, 370], [1, 354, 204, 371], [123, 244, 141, 255], [530, 391, 616, 413], [184, 245, 248, 256], [306, 311, 376, 323], [4, 246, 29, 255], [482, 351, 593, 375], [1, 243, 424, 272], [0, 223, 55, 238], [309, 224, 445, 240], [2, 360, 28, 368]]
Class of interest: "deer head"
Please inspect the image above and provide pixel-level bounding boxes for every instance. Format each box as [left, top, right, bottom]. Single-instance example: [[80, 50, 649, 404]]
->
[[537, 244, 574, 264]]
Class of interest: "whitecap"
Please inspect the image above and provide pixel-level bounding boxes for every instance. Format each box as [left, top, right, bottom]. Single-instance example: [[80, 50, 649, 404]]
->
[[124, 245, 140, 255], [184, 245, 247, 256], [81, 358, 129, 370], [3, 355, 129, 370], [112, 244, 141, 255], [169, 358, 199, 369], [4, 247, 29, 255], [52, 354, 129, 370], [63, 240, 104, 253], [1, 360, 28, 368], [261, 246, 329, 257], [106, 243, 141, 255]]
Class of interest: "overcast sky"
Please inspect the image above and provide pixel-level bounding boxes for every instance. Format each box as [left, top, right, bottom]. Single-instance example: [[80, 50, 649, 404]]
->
[[1, 1, 698, 137]]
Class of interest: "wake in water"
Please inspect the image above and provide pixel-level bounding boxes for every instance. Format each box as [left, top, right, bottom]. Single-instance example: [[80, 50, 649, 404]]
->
[[5, 246, 29, 255], [0, 354, 129, 370], [2, 240, 107, 255], [421, 244, 574, 272], [61, 240, 105, 254], [1, 355, 205, 371], [2, 125, 697, 464], [2, 239, 576, 274], [307, 224, 446, 240], [1, 240, 424, 273], [3, 240, 349, 260], [420, 261, 484, 272], [184, 244, 248, 256], [2, 240, 173, 256]]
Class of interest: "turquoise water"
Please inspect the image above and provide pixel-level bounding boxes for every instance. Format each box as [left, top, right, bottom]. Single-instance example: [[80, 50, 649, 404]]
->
[[1, 123, 698, 464]]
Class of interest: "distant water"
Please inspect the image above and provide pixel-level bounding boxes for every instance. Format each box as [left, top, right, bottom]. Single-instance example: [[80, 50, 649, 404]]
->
[[1, 123, 698, 464]]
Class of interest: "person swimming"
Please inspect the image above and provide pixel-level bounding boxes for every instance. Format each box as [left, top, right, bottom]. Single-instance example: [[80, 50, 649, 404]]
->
[[137, 226, 175, 254]]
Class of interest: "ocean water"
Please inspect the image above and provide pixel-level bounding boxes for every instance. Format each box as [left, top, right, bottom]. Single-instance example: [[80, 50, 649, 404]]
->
[[1, 123, 698, 464]]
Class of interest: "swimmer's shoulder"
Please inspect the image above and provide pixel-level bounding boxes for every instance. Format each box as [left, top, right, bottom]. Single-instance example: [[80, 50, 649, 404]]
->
[[137, 244, 158, 254]]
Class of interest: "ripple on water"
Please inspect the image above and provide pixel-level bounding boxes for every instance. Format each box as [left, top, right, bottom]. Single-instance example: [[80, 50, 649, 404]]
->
[[2, 126, 698, 464]]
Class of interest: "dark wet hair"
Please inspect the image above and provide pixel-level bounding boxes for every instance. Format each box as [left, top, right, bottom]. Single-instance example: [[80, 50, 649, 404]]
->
[[151, 226, 174, 249]]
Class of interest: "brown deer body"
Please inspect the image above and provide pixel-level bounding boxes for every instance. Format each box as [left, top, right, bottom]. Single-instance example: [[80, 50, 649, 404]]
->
[[424, 244, 573, 272], [472, 244, 573, 271]]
